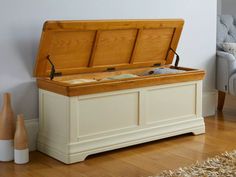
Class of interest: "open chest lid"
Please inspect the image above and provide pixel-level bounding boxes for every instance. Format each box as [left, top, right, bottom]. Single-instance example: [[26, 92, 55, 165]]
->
[[34, 19, 184, 77]]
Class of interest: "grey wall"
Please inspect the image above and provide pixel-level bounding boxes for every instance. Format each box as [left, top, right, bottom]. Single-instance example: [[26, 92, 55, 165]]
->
[[222, 0, 236, 15], [0, 0, 217, 119]]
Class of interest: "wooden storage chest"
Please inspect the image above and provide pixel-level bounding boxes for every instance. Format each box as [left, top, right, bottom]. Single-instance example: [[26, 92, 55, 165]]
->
[[34, 19, 205, 164]]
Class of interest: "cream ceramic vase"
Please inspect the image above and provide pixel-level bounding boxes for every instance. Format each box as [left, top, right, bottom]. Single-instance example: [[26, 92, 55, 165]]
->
[[14, 114, 29, 164], [0, 93, 15, 161]]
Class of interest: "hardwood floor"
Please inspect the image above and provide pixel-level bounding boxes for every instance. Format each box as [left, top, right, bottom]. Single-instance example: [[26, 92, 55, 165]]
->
[[1, 109, 236, 177]]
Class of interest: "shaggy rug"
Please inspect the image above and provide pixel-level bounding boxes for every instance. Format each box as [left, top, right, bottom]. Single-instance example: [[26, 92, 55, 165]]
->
[[157, 150, 236, 177]]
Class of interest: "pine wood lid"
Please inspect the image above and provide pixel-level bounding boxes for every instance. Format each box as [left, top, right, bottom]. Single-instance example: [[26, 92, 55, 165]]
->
[[34, 19, 184, 77]]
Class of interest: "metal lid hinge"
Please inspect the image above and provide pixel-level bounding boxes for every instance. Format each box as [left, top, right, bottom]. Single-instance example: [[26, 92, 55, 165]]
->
[[153, 63, 161, 67], [107, 67, 116, 72]]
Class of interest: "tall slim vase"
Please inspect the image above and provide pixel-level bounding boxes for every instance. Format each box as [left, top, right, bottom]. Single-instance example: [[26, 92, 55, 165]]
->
[[0, 93, 15, 161], [14, 114, 29, 164]]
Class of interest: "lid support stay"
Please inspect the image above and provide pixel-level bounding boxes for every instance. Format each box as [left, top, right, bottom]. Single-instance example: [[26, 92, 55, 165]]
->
[[47, 55, 62, 80], [169, 48, 180, 68]]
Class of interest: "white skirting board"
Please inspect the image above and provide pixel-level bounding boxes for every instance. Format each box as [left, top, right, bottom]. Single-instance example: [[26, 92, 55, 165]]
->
[[26, 91, 216, 152]]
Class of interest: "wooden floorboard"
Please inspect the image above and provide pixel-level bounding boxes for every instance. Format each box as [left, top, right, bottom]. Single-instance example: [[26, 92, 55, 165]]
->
[[1, 109, 236, 177]]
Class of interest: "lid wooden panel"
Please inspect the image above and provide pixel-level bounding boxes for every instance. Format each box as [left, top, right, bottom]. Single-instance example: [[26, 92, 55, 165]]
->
[[132, 28, 174, 64], [34, 19, 184, 77], [46, 31, 95, 70], [91, 29, 137, 66]]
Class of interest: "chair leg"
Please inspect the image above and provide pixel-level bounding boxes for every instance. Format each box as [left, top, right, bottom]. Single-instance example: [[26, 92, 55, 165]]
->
[[217, 91, 226, 111]]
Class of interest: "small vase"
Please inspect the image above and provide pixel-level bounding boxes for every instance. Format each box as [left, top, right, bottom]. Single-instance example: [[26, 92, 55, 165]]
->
[[0, 93, 15, 161], [14, 114, 29, 164]]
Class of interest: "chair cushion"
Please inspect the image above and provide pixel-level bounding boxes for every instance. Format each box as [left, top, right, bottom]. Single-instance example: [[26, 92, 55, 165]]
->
[[221, 42, 236, 57]]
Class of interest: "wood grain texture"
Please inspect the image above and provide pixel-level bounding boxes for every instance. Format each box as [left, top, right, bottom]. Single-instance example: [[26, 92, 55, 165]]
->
[[68, 71, 205, 96], [36, 68, 205, 96], [88, 30, 100, 67], [34, 19, 184, 77], [92, 29, 137, 66], [132, 28, 174, 63], [129, 29, 142, 64], [165, 27, 183, 64], [43, 19, 184, 31], [37, 79, 69, 96], [1, 111, 236, 177], [217, 91, 226, 111]]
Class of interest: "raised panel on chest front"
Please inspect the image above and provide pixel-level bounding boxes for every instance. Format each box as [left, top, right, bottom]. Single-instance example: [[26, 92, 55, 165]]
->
[[77, 92, 139, 139], [41, 93, 69, 137], [146, 83, 197, 124]]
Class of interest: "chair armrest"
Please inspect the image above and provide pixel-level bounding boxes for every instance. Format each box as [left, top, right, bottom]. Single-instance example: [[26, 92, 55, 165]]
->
[[217, 51, 236, 62], [216, 51, 236, 92]]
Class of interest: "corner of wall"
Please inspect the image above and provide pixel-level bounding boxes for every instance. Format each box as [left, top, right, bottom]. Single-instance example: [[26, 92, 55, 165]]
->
[[25, 119, 39, 151], [202, 91, 217, 117]]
